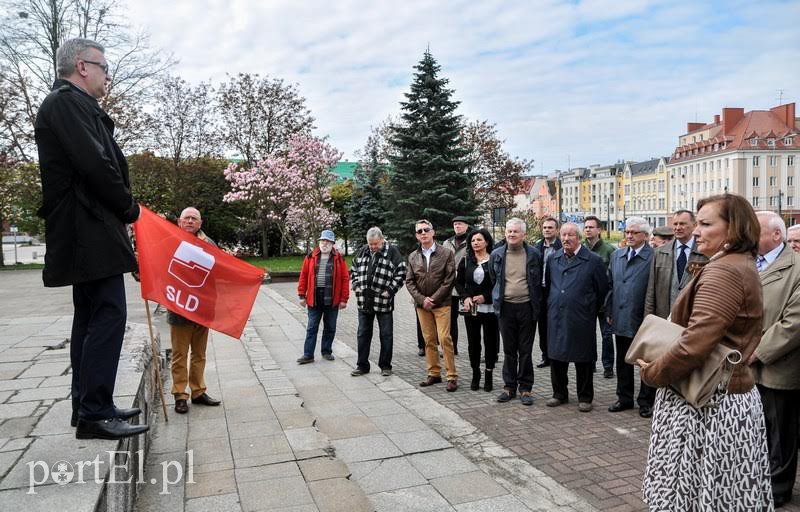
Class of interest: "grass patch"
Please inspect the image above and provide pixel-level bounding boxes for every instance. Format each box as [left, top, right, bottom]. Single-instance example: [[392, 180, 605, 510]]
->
[[245, 255, 353, 273], [0, 263, 44, 271]]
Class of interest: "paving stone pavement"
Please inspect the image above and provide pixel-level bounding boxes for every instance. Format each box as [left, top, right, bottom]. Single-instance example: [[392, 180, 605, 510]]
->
[[268, 281, 800, 512]]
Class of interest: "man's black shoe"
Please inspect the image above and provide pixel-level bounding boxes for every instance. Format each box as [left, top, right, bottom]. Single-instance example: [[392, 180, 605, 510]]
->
[[191, 393, 221, 406], [603, 368, 614, 379], [71, 406, 141, 427], [76, 417, 149, 440], [608, 401, 634, 413], [536, 360, 550, 368], [418, 348, 425, 357], [639, 405, 653, 418]]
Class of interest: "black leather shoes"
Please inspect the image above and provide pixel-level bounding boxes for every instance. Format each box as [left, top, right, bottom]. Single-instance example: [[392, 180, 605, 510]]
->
[[608, 401, 634, 413], [639, 405, 653, 418], [76, 417, 149, 440], [419, 376, 442, 387], [191, 393, 221, 406], [71, 406, 141, 427], [536, 360, 550, 368], [175, 399, 189, 414], [418, 348, 425, 357]]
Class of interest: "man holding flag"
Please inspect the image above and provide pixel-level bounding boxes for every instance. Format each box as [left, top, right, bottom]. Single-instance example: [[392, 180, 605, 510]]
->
[[168, 207, 222, 414]]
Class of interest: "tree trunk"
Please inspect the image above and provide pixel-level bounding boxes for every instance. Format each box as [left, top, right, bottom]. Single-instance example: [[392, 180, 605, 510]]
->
[[261, 228, 269, 258]]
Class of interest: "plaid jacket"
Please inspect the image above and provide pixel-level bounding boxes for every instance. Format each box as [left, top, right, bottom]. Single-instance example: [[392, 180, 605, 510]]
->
[[349, 242, 406, 312]]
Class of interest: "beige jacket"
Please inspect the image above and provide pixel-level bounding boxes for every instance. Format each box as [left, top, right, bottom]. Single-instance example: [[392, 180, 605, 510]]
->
[[752, 246, 800, 390], [644, 238, 707, 319]]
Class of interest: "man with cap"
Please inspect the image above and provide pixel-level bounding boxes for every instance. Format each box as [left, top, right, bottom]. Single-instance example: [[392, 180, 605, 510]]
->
[[443, 215, 472, 355], [788, 224, 800, 254], [297, 230, 349, 364], [650, 226, 673, 249]]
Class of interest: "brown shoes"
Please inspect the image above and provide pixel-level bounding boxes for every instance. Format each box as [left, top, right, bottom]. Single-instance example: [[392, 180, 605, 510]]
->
[[446, 380, 458, 392], [419, 376, 442, 387], [174, 399, 188, 414]]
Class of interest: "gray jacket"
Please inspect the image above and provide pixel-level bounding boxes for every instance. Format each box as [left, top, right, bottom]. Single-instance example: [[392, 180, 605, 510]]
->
[[605, 244, 653, 338], [643, 238, 707, 319]]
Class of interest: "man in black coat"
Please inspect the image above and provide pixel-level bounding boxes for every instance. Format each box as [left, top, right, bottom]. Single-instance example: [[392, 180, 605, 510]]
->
[[534, 217, 562, 368], [35, 38, 148, 440]]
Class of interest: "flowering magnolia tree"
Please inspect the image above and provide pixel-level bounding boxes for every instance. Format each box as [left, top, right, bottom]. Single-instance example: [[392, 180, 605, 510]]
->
[[224, 134, 341, 255]]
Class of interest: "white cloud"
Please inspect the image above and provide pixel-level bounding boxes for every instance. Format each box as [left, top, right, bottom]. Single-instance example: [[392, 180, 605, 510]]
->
[[125, 0, 800, 170]]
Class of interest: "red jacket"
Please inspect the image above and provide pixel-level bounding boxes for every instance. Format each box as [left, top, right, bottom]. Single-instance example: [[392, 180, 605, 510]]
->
[[297, 248, 350, 307]]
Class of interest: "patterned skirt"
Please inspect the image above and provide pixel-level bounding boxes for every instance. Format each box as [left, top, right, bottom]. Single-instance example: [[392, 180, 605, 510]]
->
[[642, 387, 774, 511]]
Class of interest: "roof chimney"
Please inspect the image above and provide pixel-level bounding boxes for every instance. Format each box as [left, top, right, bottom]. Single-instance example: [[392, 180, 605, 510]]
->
[[722, 107, 744, 135], [687, 122, 704, 133], [769, 103, 796, 128], [714, 114, 720, 124]]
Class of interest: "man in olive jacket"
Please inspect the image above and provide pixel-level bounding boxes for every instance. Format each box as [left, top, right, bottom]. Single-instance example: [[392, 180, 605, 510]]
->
[[35, 38, 146, 440], [406, 219, 458, 391], [751, 211, 800, 508]]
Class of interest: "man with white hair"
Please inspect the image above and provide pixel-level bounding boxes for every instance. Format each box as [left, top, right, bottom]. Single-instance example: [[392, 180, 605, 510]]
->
[[751, 211, 800, 507], [169, 207, 221, 414], [787, 224, 800, 254], [545, 223, 609, 412], [489, 218, 542, 405], [349, 227, 406, 377], [606, 217, 656, 418], [35, 38, 146, 440]]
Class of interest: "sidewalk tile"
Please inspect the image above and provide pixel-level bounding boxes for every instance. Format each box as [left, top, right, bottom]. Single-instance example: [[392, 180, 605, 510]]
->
[[350, 457, 427, 494], [430, 471, 507, 506]]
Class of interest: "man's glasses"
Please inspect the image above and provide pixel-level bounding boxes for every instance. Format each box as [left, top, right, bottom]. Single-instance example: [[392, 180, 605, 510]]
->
[[624, 230, 642, 235], [416, 228, 432, 234], [82, 60, 109, 74]]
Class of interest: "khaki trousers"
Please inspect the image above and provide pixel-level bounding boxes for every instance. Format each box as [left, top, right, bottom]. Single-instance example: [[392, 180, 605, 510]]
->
[[417, 306, 458, 381], [170, 323, 209, 400]]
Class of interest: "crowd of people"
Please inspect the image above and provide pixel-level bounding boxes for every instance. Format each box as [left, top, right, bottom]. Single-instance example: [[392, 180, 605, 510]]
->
[[297, 203, 800, 510]]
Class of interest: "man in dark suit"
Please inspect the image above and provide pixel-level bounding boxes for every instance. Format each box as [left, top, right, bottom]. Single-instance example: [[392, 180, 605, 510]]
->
[[35, 38, 148, 440], [606, 217, 656, 418], [534, 216, 562, 368], [545, 223, 609, 412], [644, 210, 707, 319]]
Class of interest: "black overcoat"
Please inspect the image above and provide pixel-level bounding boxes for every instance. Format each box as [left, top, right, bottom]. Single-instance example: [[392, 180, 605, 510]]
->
[[35, 79, 139, 287]]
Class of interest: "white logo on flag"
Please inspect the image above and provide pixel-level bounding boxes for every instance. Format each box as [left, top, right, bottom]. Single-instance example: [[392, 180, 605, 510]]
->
[[168, 241, 216, 288]]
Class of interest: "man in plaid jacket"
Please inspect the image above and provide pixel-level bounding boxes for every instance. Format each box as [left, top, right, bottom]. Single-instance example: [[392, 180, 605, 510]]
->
[[349, 227, 407, 377]]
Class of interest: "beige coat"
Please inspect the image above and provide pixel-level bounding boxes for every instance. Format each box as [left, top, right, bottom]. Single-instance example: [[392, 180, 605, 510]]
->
[[752, 245, 800, 390], [644, 238, 707, 319]]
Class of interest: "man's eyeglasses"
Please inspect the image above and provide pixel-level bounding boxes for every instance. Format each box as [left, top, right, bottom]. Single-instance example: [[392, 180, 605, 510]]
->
[[82, 60, 109, 74], [415, 228, 432, 234], [624, 230, 643, 235]]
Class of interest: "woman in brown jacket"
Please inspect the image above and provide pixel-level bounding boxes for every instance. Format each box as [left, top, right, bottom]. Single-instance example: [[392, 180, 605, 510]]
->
[[638, 194, 773, 511]]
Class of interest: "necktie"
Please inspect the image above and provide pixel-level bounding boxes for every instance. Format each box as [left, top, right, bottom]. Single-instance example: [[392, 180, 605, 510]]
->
[[628, 249, 637, 262], [676, 245, 687, 282], [756, 255, 767, 273]]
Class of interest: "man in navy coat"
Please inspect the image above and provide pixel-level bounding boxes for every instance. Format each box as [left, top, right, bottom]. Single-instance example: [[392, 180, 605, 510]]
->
[[605, 217, 656, 418], [544, 223, 609, 412]]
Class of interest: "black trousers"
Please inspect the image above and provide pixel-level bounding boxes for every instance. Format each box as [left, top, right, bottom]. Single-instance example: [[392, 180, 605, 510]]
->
[[499, 302, 535, 392], [537, 295, 548, 362], [614, 335, 656, 407], [416, 315, 427, 350], [758, 384, 800, 501], [450, 296, 460, 351], [356, 310, 393, 372], [464, 312, 499, 372], [550, 360, 594, 403], [71, 274, 127, 421]]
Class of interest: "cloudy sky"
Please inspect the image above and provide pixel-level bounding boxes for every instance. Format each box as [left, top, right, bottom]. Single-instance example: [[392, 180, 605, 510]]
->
[[127, 0, 800, 172]]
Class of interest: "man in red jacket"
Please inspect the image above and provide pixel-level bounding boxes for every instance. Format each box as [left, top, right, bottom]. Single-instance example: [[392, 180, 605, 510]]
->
[[297, 230, 349, 364]]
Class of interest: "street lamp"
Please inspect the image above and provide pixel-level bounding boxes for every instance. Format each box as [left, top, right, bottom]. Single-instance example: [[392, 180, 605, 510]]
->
[[606, 195, 611, 239]]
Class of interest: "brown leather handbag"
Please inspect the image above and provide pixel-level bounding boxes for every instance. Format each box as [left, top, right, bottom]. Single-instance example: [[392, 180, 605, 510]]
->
[[625, 314, 743, 409]]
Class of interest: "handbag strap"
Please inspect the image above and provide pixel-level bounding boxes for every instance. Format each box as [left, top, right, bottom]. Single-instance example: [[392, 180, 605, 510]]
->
[[705, 349, 743, 408]]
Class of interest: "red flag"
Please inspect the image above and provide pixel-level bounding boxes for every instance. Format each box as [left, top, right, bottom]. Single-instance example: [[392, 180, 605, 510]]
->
[[133, 205, 265, 339]]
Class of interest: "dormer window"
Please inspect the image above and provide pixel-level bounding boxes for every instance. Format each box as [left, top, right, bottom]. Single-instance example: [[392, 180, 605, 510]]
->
[[750, 137, 758, 146], [768, 138, 775, 147], [786, 137, 793, 146]]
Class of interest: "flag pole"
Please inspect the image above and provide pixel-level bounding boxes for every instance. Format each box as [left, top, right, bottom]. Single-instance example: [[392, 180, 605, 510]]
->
[[144, 299, 169, 422]]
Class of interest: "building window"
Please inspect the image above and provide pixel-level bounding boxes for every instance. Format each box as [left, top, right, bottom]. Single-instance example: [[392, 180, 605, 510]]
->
[[788, 176, 794, 186], [725, 159, 729, 169], [770, 176, 777, 186], [768, 138, 775, 147], [786, 137, 793, 146], [789, 156, 795, 166], [769, 196, 776, 207], [753, 156, 760, 166], [753, 196, 760, 207], [751, 138, 758, 146], [753, 176, 760, 187], [789, 196, 794, 206], [769, 156, 778, 166]]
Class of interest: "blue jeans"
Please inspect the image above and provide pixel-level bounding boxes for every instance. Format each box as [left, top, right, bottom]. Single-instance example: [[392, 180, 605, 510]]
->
[[356, 310, 393, 372], [302, 288, 339, 358], [599, 313, 614, 370]]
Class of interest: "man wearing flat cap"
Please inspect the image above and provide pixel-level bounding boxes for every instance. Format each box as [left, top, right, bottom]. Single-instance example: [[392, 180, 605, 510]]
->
[[443, 216, 472, 355], [297, 230, 349, 364], [650, 226, 673, 249]]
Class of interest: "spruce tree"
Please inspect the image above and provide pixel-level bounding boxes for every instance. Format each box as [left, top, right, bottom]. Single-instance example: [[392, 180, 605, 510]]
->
[[349, 133, 387, 251], [386, 50, 478, 252]]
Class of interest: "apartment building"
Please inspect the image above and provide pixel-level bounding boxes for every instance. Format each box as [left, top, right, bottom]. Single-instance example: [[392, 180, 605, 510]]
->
[[624, 157, 670, 227], [667, 103, 799, 223]]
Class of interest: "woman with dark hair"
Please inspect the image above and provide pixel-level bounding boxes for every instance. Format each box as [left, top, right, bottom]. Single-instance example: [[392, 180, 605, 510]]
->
[[455, 228, 499, 391], [638, 194, 773, 510]]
